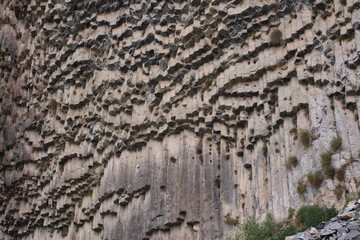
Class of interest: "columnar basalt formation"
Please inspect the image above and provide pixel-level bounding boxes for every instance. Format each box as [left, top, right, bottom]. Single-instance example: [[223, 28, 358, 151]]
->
[[0, 0, 360, 239]]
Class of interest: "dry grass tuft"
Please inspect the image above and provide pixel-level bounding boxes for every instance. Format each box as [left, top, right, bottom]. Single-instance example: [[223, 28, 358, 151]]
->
[[299, 130, 312, 148], [307, 171, 325, 189], [330, 137, 342, 152]]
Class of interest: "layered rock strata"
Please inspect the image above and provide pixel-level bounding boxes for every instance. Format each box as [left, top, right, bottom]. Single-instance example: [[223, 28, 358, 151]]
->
[[0, 0, 360, 239]]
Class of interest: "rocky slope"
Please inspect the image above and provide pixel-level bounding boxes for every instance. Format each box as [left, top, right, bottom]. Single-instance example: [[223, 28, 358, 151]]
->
[[0, 0, 360, 239], [287, 199, 360, 240]]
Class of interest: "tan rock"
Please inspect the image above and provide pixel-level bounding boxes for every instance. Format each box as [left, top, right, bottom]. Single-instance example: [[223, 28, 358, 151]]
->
[[309, 227, 318, 235]]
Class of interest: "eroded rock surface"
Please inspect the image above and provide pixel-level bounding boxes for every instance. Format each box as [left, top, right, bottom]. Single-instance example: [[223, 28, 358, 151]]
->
[[0, 0, 360, 239]]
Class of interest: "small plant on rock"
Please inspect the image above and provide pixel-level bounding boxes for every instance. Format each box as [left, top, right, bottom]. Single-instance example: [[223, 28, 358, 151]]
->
[[321, 150, 336, 178], [337, 164, 347, 182], [330, 137, 342, 152], [321, 150, 333, 170], [262, 144, 268, 157], [324, 165, 336, 179], [288, 156, 299, 168], [297, 180, 307, 195], [84, 190, 92, 197], [307, 171, 324, 189], [299, 130, 311, 148], [61, 230, 67, 238]]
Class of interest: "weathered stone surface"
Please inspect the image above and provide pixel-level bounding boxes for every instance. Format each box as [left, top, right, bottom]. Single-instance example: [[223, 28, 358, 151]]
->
[[0, 0, 359, 239]]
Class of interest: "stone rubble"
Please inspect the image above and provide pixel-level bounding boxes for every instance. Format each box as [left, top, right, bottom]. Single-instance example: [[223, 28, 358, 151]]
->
[[286, 199, 360, 240]]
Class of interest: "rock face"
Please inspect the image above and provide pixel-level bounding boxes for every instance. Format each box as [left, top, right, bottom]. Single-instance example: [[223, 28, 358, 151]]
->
[[0, 0, 359, 239], [288, 199, 360, 240]]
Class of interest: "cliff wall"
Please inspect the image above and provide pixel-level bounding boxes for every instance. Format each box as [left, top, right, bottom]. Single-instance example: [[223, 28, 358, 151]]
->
[[0, 0, 360, 239]]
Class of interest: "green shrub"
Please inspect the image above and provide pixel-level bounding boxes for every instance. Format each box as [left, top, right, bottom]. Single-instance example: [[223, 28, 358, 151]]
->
[[297, 181, 307, 195], [330, 137, 342, 152], [296, 205, 337, 229], [229, 206, 338, 240], [275, 225, 297, 240], [299, 130, 311, 148], [307, 171, 324, 189], [228, 213, 296, 240]]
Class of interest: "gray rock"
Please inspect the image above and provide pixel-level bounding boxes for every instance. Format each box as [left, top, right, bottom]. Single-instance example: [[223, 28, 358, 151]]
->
[[344, 230, 360, 240], [327, 221, 343, 230], [320, 228, 336, 236], [347, 221, 360, 231]]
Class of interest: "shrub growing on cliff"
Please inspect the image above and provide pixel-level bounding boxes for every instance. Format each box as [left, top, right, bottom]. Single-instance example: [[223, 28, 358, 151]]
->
[[262, 144, 268, 157], [228, 213, 296, 240], [61, 230, 68, 238], [286, 156, 298, 169], [321, 150, 332, 168], [296, 205, 337, 229], [299, 130, 311, 148], [297, 181, 307, 196], [330, 137, 342, 152], [307, 171, 324, 189], [324, 166, 336, 179], [229, 206, 338, 240], [84, 190, 92, 197], [321, 150, 335, 178], [336, 164, 347, 181]]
